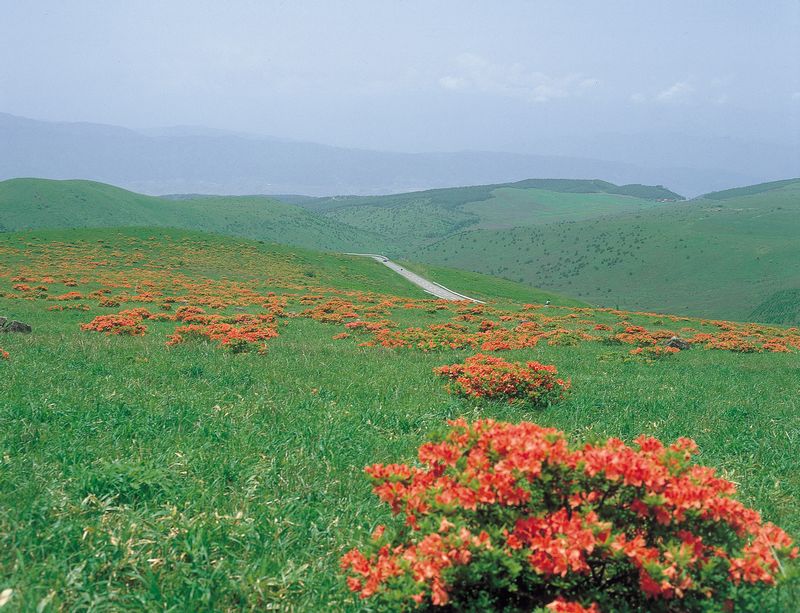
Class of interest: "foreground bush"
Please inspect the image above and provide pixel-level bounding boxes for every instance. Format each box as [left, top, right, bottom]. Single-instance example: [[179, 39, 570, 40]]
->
[[434, 354, 570, 406], [341, 419, 797, 611]]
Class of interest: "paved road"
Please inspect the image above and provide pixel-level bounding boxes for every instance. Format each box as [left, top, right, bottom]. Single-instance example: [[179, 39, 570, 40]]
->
[[344, 253, 485, 303]]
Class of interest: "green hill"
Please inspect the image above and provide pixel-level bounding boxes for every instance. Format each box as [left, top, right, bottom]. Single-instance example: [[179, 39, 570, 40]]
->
[[415, 178, 800, 321], [701, 178, 800, 201], [0, 178, 387, 252], [293, 179, 682, 248]]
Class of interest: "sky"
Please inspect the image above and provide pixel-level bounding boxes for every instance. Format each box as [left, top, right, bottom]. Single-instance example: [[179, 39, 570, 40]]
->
[[1, 0, 799, 157]]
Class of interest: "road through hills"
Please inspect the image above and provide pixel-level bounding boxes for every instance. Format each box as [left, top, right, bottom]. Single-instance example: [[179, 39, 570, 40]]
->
[[344, 253, 484, 303]]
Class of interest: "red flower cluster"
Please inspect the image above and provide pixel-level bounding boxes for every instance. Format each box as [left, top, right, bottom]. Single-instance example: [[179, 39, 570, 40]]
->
[[52, 291, 83, 301], [341, 419, 797, 610], [629, 345, 680, 359], [0, 348, 9, 360], [80, 304, 280, 354], [607, 325, 676, 347], [167, 320, 278, 353], [434, 354, 570, 406], [80, 313, 147, 336]]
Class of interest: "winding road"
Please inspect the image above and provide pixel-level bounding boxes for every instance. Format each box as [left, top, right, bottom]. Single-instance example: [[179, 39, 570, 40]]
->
[[344, 253, 485, 303]]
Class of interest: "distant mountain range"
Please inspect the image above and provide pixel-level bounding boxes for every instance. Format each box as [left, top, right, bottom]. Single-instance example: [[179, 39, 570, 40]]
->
[[0, 112, 773, 197]]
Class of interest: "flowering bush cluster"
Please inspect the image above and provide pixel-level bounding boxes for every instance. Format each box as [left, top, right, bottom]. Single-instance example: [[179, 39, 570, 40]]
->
[[0, 347, 8, 360], [167, 320, 278, 353], [80, 313, 147, 336], [434, 354, 570, 406], [629, 346, 680, 360], [341, 419, 797, 611], [80, 305, 280, 353], [6, 232, 800, 359]]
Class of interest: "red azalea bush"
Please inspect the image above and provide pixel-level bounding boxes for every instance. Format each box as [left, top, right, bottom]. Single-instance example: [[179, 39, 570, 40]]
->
[[166, 321, 278, 353], [629, 346, 680, 360], [80, 314, 147, 336], [341, 419, 797, 611], [434, 354, 570, 406]]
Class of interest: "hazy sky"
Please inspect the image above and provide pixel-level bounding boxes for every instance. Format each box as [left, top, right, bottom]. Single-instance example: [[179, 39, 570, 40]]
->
[[1, 0, 799, 154]]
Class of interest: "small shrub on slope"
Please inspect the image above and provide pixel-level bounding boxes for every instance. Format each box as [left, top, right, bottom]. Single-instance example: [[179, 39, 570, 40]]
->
[[341, 419, 797, 611], [80, 313, 147, 336], [434, 354, 570, 406]]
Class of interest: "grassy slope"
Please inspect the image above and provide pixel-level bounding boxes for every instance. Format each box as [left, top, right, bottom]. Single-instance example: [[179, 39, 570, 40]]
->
[[0, 227, 797, 610], [0, 226, 432, 299], [750, 289, 800, 326], [300, 179, 680, 250], [416, 179, 800, 322], [397, 260, 587, 307], [462, 187, 665, 229], [0, 178, 388, 252]]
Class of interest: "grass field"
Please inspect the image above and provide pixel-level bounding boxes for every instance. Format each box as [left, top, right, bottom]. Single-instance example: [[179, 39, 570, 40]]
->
[[1, 227, 798, 610], [396, 260, 587, 307]]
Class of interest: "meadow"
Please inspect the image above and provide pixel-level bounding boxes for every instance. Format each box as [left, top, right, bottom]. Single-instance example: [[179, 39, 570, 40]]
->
[[1, 227, 798, 610]]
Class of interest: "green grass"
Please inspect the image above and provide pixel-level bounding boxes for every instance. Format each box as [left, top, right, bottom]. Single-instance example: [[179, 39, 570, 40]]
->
[[749, 289, 800, 326], [397, 260, 587, 307], [0, 178, 387, 253], [0, 227, 798, 610]]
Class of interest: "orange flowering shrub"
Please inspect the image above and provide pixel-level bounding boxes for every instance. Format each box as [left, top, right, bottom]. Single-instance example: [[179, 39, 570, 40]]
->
[[166, 321, 278, 353], [704, 333, 760, 353], [52, 291, 83, 301], [434, 354, 570, 406], [341, 419, 797, 611], [629, 346, 680, 359], [80, 314, 147, 336], [0, 348, 8, 360]]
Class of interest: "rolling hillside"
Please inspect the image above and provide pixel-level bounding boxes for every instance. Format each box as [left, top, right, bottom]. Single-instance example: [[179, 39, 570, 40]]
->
[[292, 179, 682, 247], [2, 176, 799, 323], [0, 178, 386, 252], [415, 178, 800, 322]]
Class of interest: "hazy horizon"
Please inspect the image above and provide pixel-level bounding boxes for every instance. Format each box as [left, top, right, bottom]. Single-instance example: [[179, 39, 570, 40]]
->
[[1, 1, 798, 192]]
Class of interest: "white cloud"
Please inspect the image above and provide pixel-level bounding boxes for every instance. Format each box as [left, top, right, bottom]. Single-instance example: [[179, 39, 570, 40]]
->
[[438, 75, 467, 90], [438, 53, 599, 102], [655, 80, 694, 102], [630, 92, 646, 104], [791, 91, 800, 100]]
